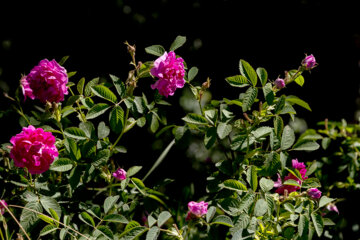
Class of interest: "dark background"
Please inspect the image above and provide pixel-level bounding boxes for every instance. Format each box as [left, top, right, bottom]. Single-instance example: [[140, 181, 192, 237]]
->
[[1, 0, 360, 238]]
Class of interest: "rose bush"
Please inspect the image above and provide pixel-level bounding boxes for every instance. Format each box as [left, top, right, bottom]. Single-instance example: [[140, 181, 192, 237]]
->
[[0, 36, 341, 239]]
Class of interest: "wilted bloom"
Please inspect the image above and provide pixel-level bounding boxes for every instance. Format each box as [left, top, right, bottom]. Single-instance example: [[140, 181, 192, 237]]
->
[[113, 168, 127, 180], [22, 59, 68, 103], [150, 51, 185, 97], [307, 188, 322, 199], [186, 201, 208, 220], [0, 200, 7, 215], [326, 203, 339, 214], [10, 126, 58, 174], [274, 78, 285, 89], [302, 54, 317, 70]]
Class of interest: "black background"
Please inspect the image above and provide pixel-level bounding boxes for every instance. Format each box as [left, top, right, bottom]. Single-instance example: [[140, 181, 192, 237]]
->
[[1, 0, 360, 238]]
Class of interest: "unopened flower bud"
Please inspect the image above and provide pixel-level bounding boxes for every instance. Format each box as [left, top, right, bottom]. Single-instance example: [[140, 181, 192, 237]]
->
[[202, 78, 211, 90], [274, 78, 285, 89], [307, 188, 322, 199], [113, 168, 127, 180], [302, 54, 317, 70]]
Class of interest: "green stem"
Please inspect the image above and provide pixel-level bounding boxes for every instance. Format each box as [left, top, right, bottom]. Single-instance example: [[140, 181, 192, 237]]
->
[[1, 204, 31, 240], [68, 88, 87, 122]]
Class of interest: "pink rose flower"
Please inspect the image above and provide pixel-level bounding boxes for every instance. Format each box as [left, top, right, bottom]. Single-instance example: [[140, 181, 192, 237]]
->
[[302, 54, 317, 70], [292, 158, 306, 170], [150, 51, 185, 97], [275, 159, 308, 195], [10, 125, 58, 174], [22, 59, 68, 103], [113, 168, 127, 180], [307, 188, 322, 199], [0, 200, 7, 215], [274, 78, 285, 89], [186, 201, 208, 220]]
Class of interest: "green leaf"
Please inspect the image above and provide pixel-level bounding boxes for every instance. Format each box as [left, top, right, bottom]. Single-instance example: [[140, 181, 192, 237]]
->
[[103, 214, 129, 224], [64, 127, 87, 140], [119, 226, 148, 240], [59, 56, 69, 65], [127, 166, 142, 178], [283, 179, 301, 187], [311, 211, 324, 237], [40, 225, 57, 236], [95, 225, 114, 240], [206, 206, 217, 223], [79, 211, 95, 227], [211, 215, 234, 227], [225, 75, 249, 88], [242, 87, 258, 112], [157, 211, 171, 227], [98, 121, 110, 139], [263, 83, 274, 105], [40, 196, 61, 219], [259, 178, 274, 192], [204, 109, 218, 125], [204, 127, 217, 149], [91, 85, 117, 103], [147, 215, 157, 228], [20, 201, 43, 232], [273, 116, 284, 137], [246, 166, 258, 191], [298, 214, 309, 236], [286, 95, 311, 111], [252, 126, 272, 139], [86, 103, 111, 120], [38, 214, 56, 225], [256, 67, 268, 86], [187, 67, 199, 82], [292, 141, 320, 151], [217, 122, 232, 140], [84, 77, 100, 97], [182, 113, 208, 125], [131, 178, 146, 195], [67, 71, 77, 78], [319, 196, 335, 208], [254, 199, 268, 216], [145, 45, 166, 57], [104, 195, 120, 214], [150, 114, 160, 133], [239, 59, 257, 86], [109, 105, 124, 134], [221, 179, 247, 191], [50, 158, 74, 172], [238, 192, 255, 212], [137, 117, 146, 127], [169, 35, 186, 51], [110, 74, 126, 98], [146, 226, 160, 240], [274, 95, 286, 114], [281, 125, 295, 150], [92, 149, 110, 167], [294, 75, 305, 87], [77, 77, 85, 95]]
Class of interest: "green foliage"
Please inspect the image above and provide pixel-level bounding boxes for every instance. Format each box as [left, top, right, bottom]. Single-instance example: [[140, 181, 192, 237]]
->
[[0, 36, 336, 240]]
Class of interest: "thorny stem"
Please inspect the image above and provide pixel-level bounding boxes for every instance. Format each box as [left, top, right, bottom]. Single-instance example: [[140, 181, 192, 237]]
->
[[8, 204, 91, 240], [1, 203, 31, 240]]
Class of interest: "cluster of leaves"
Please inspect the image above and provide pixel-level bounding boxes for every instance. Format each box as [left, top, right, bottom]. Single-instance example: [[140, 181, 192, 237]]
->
[[0, 36, 338, 240]]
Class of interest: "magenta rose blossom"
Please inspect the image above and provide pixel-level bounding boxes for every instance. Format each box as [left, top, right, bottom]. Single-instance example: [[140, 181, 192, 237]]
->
[[113, 168, 127, 180], [307, 188, 322, 199], [10, 125, 58, 174], [274, 78, 285, 89], [22, 59, 68, 103], [302, 54, 317, 70], [275, 159, 308, 195], [186, 201, 208, 220], [150, 51, 185, 97], [0, 200, 7, 215]]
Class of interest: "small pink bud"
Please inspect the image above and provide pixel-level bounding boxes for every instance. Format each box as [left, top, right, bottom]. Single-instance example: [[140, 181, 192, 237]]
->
[[113, 168, 127, 180], [307, 188, 322, 199], [274, 78, 285, 89], [0, 200, 7, 215], [302, 54, 317, 70], [326, 203, 339, 214]]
